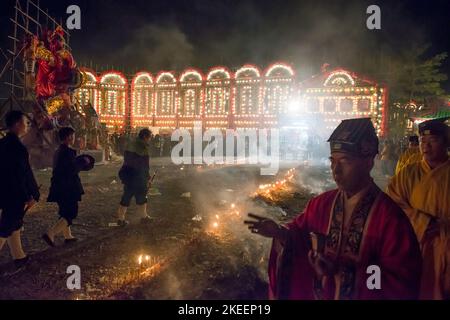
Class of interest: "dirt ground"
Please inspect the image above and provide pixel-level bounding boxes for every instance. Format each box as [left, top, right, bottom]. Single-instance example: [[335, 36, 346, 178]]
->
[[0, 157, 387, 300]]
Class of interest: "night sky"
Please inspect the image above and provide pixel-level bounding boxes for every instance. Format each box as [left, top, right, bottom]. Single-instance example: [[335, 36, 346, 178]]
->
[[1, 0, 450, 90]]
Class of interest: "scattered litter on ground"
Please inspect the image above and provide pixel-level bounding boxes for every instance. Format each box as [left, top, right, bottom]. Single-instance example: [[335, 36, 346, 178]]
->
[[97, 187, 110, 193]]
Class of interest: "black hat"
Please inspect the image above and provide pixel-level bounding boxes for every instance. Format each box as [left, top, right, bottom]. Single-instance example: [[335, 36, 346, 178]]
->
[[408, 135, 419, 143], [418, 117, 449, 137], [76, 154, 95, 171], [328, 118, 379, 157]]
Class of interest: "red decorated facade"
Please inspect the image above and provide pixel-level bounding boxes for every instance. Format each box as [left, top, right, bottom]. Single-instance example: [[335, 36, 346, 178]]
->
[[75, 62, 387, 136]]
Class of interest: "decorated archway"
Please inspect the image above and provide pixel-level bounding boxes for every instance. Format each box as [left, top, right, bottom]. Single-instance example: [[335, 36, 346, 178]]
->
[[205, 66, 233, 129], [234, 64, 262, 129], [179, 69, 204, 128], [75, 68, 98, 113], [98, 71, 128, 130], [131, 72, 154, 128], [155, 71, 177, 129]]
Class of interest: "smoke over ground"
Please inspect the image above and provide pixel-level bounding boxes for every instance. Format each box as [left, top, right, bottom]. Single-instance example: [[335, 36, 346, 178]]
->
[[187, 166, 274, 279], [295, 164, 336, 195], [173, 162, 333, 290]]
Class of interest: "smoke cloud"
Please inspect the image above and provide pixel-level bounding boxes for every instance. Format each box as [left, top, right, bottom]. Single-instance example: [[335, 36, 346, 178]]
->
[[117, 23, 194, 71]]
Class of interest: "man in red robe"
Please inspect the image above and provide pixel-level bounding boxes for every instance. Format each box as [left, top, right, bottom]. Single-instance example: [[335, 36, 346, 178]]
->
[[245, 118, 422, 300]]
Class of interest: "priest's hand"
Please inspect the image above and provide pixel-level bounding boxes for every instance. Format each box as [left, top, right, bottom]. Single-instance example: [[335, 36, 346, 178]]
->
[[308, 250, 334, 278], [244, 213, 286, 240]]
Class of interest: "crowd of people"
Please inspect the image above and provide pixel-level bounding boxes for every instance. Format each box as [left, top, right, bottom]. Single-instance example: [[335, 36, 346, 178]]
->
[[105, 132, 173, 159], [377, 135, 422, 177], [0, 109, 449, 300]]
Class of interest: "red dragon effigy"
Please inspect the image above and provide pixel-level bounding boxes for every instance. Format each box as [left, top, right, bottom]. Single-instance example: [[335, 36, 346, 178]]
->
[[33, 26, 81, 123], [21, 26, 102, 167]]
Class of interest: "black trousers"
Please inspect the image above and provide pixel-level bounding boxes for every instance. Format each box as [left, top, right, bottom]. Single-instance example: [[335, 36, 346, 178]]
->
[[57, 200, 79, 226], [0, 202, 25, 238], [120, 183, 148, 207]]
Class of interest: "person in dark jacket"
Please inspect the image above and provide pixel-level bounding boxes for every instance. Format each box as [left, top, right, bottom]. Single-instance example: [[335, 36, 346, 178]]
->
[[42, 127, 85, 246], [116, 128, 152, 226], [0, 110, 40, 267]]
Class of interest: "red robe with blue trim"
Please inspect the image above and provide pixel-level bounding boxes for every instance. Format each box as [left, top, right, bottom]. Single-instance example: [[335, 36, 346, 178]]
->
[[268, 184, 422, 300]]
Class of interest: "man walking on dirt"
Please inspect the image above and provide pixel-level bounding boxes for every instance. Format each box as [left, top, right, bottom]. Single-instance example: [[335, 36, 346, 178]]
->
[[116, 128, 152, 226], [0, 110, 40, 268]]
